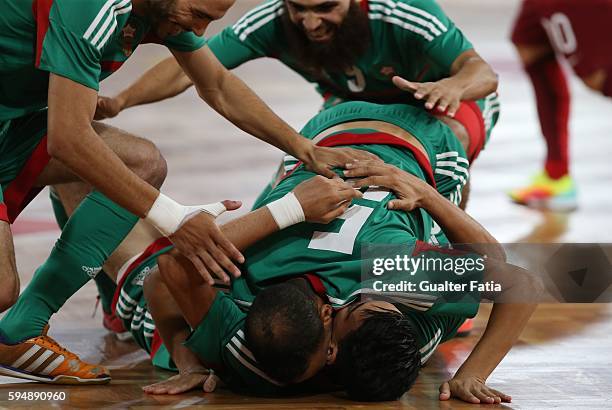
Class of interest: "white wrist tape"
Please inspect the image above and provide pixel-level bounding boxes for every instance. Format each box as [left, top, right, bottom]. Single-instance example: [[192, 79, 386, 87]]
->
[[266, 192, 305, 229], [145, 193, 227, 236]]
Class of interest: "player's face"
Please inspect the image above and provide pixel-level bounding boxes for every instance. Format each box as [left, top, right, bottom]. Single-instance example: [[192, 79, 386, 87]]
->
[[155, 0, 234, 38], [285, 0, 351, 42], [293, 300, 400, 383]]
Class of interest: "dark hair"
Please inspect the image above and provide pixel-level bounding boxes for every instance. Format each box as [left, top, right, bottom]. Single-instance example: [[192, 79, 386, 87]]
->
[[334, 309, 421, 401], [245, 282, 324, 383]]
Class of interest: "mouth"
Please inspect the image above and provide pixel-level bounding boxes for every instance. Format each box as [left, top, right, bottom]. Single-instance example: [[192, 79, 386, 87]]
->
[[305, 27, 334, 42]]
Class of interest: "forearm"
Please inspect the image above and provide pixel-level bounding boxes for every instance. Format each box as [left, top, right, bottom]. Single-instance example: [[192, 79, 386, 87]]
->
[[419, 185, 505, 260], [200, 69, 314, 161], [116, 57, 193, 111], [219, 206, 279, 251], [448, 56, 498, 101], [144, 270, 207, 373], [455, 302, 536, 380]]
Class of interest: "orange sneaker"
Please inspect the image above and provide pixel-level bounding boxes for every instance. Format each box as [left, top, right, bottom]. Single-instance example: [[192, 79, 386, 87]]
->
[[0, 325, 110, 384], [456, 319, 474, 337]]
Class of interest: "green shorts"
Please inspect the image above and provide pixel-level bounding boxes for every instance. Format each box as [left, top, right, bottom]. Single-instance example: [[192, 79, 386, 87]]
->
[[0, 109, 51, 223], [113, 238, 176, 371]]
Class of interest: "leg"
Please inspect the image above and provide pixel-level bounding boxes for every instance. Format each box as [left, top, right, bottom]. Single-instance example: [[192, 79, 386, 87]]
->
[[36, 121, 167, 189], [0, 222, 19, 312], [0, 122, 167, 343]]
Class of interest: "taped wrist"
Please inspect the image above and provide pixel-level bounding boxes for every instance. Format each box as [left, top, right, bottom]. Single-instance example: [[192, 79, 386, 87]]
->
[[145, 193, 226, 236], [266, 192, 305, 229]]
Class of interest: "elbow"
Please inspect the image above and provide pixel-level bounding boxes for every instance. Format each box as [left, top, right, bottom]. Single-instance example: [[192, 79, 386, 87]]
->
[[486, 67, 500, 94], [46, 127, 83, 161]]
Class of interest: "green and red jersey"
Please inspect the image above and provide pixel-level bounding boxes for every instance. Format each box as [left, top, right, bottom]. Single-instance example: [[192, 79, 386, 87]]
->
[[0, 0, 206, 121]]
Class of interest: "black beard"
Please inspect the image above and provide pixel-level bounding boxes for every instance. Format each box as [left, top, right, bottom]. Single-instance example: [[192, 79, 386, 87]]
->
[[281, 1, 371, 76]]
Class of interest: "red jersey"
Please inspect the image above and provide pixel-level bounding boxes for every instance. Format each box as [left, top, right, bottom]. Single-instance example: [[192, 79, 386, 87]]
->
[[511, 0, 612, 78]]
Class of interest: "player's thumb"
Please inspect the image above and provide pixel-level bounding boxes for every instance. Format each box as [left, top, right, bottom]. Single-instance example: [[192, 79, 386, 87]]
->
[[392, 76, 417, 92], [439, 382, 451, 401], [221, 200, 242, 211]]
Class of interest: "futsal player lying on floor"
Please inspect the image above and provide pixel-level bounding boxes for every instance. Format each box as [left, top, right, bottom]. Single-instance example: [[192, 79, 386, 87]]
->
[[111, 103, 541, 403]]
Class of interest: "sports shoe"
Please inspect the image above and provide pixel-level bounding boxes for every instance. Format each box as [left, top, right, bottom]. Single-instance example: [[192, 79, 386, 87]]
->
[[456, 319, 474, 337], [103, 310, 132, 342], [0, 325, 110, 384], [509, 171, 577, 211]]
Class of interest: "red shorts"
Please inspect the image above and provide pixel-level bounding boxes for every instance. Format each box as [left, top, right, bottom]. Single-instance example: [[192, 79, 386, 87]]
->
[[511, 0, 612, 78], [0, 110, 51, 224]]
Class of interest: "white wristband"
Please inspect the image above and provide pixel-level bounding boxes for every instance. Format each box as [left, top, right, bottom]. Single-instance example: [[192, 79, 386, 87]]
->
[[266, 192, 305, 230], [145, 193, 227, 236]]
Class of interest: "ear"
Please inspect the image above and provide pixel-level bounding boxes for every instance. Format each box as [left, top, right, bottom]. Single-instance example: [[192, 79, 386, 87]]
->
[[326, 340, 338, 365], [320, 303, 334, 325]]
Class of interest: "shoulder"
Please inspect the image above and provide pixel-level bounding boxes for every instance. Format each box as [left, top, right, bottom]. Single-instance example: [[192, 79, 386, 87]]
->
[[230, 0, 284, 42], [367, 0, 451, 41], [52, 0, 132, 47]]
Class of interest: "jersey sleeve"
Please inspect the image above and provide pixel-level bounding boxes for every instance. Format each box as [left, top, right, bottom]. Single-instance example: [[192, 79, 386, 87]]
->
[[394, 0, 474, 72], [206, 0, 283, 69], [403, 310, 465, 364], [184, 292, 283, 394], [38, 0, 132, 90], [163, 32, 206, 52]]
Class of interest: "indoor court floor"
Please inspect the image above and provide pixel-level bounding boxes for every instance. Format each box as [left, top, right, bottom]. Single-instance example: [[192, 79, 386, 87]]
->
[[1, 0, 612, 408]]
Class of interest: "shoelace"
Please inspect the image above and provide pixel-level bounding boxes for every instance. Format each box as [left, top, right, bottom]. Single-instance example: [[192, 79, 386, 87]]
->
[[34, 335, 79, 361]]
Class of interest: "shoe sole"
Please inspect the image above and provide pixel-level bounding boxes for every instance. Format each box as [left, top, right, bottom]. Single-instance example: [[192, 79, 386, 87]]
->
[[0, 365, 110, 385], [510, 196, 578, 212]]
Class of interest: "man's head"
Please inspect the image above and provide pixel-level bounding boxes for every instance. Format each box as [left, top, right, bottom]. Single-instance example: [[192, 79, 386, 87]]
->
[[245, 280, 421, 400], [142, 0, 234, 38], [281, 0, 371, 74]]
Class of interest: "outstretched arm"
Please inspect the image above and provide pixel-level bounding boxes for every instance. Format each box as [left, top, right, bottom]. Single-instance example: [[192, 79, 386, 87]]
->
[[95, 57, 192, 120], [347, 160, 541, 404], [393, 49, 498, 117]]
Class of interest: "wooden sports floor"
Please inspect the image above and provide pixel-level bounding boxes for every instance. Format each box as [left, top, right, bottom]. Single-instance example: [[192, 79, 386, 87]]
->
[[2, 0, 612, 408]]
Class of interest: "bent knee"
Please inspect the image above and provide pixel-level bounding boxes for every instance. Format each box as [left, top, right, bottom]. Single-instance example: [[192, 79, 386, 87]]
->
[[134, 139, 167, 189]]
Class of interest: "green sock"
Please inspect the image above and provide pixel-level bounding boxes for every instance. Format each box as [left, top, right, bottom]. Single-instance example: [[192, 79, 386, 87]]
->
[[49, 189, 118, 315], [0, 191, 138, 343]]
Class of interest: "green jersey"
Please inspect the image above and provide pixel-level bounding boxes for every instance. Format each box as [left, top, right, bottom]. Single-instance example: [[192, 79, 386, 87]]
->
[[207, 0, 500, 139], [210, 0, 471, 100], [186, 125, 482, 394], [0, 0, 205, 121]]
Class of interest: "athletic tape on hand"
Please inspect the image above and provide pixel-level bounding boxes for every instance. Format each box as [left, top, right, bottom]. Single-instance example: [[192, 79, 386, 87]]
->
[[145, 193, 227, 236], [266, 192, 305, 230]]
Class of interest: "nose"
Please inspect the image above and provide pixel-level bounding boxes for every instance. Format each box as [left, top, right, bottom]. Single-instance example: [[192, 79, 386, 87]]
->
[[302, 12, 322, 32]]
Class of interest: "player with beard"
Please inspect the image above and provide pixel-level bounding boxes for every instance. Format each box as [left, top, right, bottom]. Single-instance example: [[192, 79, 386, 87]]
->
[[0, 0, 371, 385], [96, 0, 501, 167], [93, 0, 497, 334]]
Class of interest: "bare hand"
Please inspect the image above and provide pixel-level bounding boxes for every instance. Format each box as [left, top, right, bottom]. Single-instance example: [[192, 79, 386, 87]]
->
[[439, 375, 511, 404], [94, 95, 123, 120], [393, 76, 463, 117], [343, 160, 432, 211], [169, 200, 245, 285], [293, 175, 363, 224], [143, 371, 214, 395], [304, 146, 379, 178]]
